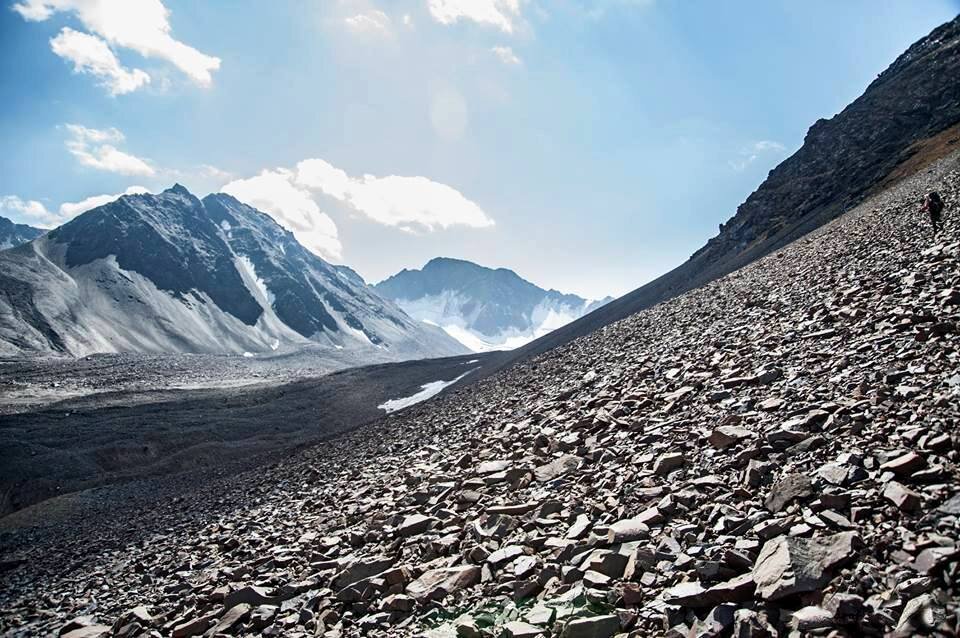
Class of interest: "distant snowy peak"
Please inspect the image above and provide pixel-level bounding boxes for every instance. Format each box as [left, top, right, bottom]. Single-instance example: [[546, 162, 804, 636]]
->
[[0, 215, 44, 250], [0, 186, 466, 360], [374, 257, 613, 352]]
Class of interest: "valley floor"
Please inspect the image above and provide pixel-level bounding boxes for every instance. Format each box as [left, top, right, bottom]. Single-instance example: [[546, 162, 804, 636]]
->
[[0, 351, 493, 535], [2, 154, 960, 637]]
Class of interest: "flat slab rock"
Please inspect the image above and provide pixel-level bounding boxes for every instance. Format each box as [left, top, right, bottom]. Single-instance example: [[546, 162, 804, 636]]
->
[[764, 473, 815, 513], [752, 532, 860, 600], [406, 565, 481, 602]]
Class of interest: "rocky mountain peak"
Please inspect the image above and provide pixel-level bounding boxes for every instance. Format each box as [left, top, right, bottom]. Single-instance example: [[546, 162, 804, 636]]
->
[[0, 186, 466, 359]]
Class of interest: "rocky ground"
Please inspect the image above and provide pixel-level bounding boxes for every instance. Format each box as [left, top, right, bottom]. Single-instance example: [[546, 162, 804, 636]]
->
[[2, 154, 960, 637]]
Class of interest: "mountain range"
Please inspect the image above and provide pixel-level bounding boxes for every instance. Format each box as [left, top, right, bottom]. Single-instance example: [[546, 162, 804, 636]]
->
[[0, 215, 43, 250], [374, 257, 611, 352], [0, 185, 465, 360]]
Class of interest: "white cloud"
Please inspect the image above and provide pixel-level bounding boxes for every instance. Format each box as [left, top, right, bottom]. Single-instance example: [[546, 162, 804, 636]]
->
[[295, 158, 495, 232], [198, 164, 233, 181], [221, 169, 343, 260], [50, 27, 150, 95], [13, 0, 221, 87], [58, 185, 150, 219], [427, 0, 520, 32], [753, 140, 786, 153], [344, 9, 392, 34], [491, 45, 521, 65], [730, 139, 787, 172], [0, 196, 59, 227], [220, 158, 493, 258], [1, 186, 150, 228], [65, 123, 155, 176]]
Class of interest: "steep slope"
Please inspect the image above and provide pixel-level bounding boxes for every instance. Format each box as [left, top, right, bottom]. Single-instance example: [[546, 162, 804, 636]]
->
[[3, 148, 959, 638], [0, 186, 466, 360], [375, 257, 611, 351], [482, 14, 960, 376], [0, 215, 44, 250]]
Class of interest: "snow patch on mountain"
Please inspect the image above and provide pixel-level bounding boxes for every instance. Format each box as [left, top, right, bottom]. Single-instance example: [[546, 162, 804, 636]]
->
[[393, 291, 595, 352], [235, 255, 275, 309], [374, 257, 613, 353]]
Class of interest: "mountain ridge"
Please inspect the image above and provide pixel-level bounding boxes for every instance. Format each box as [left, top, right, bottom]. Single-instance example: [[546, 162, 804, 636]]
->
[[0, 185, 466, 361], [0, 215, 44, 250]]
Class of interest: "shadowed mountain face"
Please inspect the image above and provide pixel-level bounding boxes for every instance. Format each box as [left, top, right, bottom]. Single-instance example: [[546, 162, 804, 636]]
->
[[0, 186, 466, 360], [0, 216, 44, 250], [375, 257, 611, 352], [483, 14, 960, 375]]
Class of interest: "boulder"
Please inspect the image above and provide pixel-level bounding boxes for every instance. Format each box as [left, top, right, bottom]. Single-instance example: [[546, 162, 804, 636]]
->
[[752, 532, 860, 600], [406, 565, 481, 602]]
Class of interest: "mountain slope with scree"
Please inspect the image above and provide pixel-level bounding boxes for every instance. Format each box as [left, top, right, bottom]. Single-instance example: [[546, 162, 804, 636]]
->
[[2, 149, 958, 638]]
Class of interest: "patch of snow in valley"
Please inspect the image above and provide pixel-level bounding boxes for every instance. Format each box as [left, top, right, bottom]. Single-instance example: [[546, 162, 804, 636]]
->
[[378, 369, 476, 413]]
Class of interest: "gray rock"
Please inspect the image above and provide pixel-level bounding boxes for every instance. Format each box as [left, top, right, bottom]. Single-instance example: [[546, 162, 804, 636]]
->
[[764, 473, 814, 513], [561, 614, 620, 638], [752, 532, 860, 600], [406, 565, 481, 601]]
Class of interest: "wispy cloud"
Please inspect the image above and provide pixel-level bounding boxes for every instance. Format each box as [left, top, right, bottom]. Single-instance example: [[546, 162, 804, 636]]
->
[[14, 0, 221, 91], [220, 157, 495, 259], [729, 140, 787, 172], [50, 27, 150, 95], [221, 169, 343, 260], [427, 0, 521, 33], [344, 9, 392, 35], [295, 158, 495, 232], [491, 45, 521, 65], [0, 195, 58, 227], [1, 186, 149, 228], [58, 186, 150, 220], [64, 124, 155, 176]]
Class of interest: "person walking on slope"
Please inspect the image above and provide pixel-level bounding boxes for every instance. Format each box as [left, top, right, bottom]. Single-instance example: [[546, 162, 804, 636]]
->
[[919, 191, 945, 237]]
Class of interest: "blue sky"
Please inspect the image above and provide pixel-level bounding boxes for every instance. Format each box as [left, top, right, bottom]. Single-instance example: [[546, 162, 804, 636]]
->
[[1, 1, 957, 298]]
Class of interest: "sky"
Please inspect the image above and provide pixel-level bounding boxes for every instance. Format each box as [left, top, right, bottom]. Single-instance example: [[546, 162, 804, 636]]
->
[[1, 1, 958, 299]]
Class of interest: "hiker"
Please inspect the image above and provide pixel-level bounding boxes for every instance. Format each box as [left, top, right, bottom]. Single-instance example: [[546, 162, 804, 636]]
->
[[919, 191, 945, 237]]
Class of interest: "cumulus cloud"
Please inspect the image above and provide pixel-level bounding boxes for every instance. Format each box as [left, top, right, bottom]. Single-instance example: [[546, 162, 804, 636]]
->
[[50, 27, 150, 95], [221, 169, 343, 260], [344, 9, 391, 34], [0, 186, 147, 228], [220, 159, 493, 258], [58, 185, 150, 219], [427, 0, 520, 33], [491, 45, 521, 65], [13, 0, 221, 88], [0, 196, 59, 227], [730, 140, 787, 172], [295, 158, 495, 232], [65, 124, 155, 176]]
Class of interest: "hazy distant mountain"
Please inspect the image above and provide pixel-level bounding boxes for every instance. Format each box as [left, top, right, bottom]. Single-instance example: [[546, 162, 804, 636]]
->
[[375, 257, 612, 351], [0, 185, 466, 360], [0, 215, 44, 250]]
